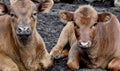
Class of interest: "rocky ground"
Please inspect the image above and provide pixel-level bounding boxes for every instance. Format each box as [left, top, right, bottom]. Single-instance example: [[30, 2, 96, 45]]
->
[[37, 2, 120, 71]]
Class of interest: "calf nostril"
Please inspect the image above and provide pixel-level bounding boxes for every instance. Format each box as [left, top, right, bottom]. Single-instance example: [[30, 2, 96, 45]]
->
[[26, 27, 30, 33], [17, 27, 23, 33], [17, 27, 31, 34]]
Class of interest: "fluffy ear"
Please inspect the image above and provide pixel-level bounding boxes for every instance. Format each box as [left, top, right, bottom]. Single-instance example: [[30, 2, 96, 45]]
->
[[59, 10, 74, 23], [98, 12, 112, 23], [31, 0, 54, 13], [0, 3, 9, 15]]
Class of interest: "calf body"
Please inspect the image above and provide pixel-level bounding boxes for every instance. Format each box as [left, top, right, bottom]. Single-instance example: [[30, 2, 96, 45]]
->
[[50, 5, 120, 71], [0, 0, 53, 71]]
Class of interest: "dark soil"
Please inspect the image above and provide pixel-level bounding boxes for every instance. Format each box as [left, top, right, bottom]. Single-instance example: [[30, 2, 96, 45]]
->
[[37, 2, 120, 71]]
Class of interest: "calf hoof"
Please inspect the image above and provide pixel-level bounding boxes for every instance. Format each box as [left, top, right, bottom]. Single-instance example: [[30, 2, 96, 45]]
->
[[40, 60, 53, 70], [108, 57, 120, 71], [45, 59, 53, 69], [67, 60, 79, 70], [50, 50, 62, 59], [53, 54, 62, 59], [108, 65, 119, 71]]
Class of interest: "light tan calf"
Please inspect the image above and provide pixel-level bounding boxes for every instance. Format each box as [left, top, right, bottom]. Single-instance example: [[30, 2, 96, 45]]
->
[[0, 0, 53, 71]]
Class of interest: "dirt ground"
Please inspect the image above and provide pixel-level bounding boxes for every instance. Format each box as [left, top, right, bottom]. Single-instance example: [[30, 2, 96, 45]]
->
[[37, 2, 120, 71]]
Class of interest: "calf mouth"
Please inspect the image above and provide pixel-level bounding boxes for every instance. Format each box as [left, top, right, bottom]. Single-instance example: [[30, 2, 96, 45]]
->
[[16, 28, 32, 41], [80, 46, 90, 49], [17, 33, 31, 41]]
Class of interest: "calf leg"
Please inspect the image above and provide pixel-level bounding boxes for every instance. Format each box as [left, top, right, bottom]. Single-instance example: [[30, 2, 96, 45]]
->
[[39, 52, 53, 69], [36, 37, 53, 70], [67, 42, 81, 70], [108, 57, 120, 71], [61, 48, 69, 58], [0, 54, 19, 71], [52, 46, 70, 59], [50, 23, 73, 59]]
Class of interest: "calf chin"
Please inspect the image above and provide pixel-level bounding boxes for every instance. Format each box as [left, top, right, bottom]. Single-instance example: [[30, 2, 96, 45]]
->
[[17, 34, 31, 41]]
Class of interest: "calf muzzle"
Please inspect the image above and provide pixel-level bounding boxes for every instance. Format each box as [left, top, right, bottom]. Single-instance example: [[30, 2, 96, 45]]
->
[[16, 26, 32, 40], [78, 41, 91, 49]]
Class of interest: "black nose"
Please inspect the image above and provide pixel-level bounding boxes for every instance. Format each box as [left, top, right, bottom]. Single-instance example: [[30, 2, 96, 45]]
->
[[16, 26, 31, 36]]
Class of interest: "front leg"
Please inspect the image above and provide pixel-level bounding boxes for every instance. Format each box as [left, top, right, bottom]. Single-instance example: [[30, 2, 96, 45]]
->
[[39, 52, 53, 69], [0, 54, 19, 71], [50, 24, 71, 59], [19, 48, 37, 71], [67, 42, 81, 70], [36, 36, 53, 69], [108, 57, 120, 71]]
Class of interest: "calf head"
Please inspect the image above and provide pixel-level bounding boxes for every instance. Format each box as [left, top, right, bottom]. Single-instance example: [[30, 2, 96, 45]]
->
[[60, 5, 111, 49], [0, 0, 53, 41]]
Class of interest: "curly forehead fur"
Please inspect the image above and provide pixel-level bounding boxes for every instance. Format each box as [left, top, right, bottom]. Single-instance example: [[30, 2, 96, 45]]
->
[[12, 0, 35, 8], [74, 5, 97, 19]]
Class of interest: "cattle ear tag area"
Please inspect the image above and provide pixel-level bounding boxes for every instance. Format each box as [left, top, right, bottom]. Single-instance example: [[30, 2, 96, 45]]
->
[[60, 12, 66, 19], [103, 15, 111, 24], [0, 9, 2, 14], [0, 3, 9, 15], [59, 11, 73, 22], [105, 15, 111, 22], [99, 13, 111, 24], [0, 7, 5, 15]]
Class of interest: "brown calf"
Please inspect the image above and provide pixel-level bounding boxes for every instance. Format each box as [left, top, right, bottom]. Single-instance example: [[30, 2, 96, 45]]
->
[[0, 0, 53, 71], [50, 5, 120, 71]]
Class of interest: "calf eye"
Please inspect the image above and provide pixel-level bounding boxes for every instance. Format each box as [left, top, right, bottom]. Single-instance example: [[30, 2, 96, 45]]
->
[[31, 12, 37, 19], [32, 11, 37, 17], [90, 23, 97, 29], [33, 12, 37, 16], [93, 23, 97, 26], [10, 12, 17, 18]]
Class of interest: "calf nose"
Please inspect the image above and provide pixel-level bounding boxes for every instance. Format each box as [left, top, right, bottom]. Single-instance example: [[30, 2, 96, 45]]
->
[[81, 42, 89, 46], [80, 41, 89, 48], [16, 26, 31, 35]]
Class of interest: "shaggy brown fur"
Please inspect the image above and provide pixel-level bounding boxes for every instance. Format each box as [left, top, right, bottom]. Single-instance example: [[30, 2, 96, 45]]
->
[[50, 5, 120, 71], [0, 0, 53, 71]]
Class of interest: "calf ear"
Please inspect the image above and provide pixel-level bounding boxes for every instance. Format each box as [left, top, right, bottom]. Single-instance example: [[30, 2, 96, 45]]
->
[[98, 12, 112, 23], [59, 11, 74, 23], [0, 3, 9, 15], [31, 0, 54, 13]]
